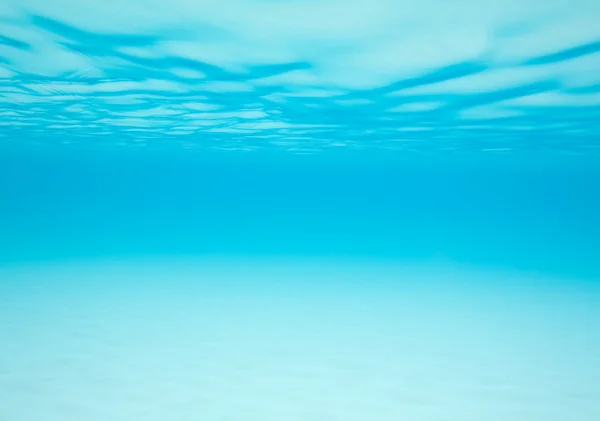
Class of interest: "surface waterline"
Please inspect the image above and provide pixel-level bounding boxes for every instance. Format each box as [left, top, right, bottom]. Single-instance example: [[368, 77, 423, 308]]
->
[[0, 0, 599, 154]]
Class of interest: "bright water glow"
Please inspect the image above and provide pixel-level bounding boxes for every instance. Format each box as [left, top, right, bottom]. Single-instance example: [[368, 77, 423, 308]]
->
[[1, 1, 600, 420], [1, 258, 600, 420], [0, 0, 599, 152]]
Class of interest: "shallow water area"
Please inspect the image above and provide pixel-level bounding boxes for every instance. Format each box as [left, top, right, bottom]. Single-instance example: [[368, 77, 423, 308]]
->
[[1, 259, 599, 420], [1, 0, 600, 419]]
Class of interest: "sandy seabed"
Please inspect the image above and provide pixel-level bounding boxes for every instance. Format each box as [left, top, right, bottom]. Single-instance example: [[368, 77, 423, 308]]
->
[[1, 257, 599, 420]]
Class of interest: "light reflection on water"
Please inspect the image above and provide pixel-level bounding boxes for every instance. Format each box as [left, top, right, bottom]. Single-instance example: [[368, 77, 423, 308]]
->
[[0, 0, 599, 153]]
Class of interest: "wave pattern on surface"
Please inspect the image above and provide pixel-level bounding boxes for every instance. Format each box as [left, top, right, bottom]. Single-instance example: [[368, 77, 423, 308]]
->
[[0, 2, 599, 153]]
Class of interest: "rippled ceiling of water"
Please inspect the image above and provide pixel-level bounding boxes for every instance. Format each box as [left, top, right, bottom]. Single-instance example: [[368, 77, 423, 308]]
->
[[1, 0, 599, 153]]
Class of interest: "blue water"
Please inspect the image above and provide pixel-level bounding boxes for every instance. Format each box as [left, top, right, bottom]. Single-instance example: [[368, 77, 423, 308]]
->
[[1, 1, 599, 420]]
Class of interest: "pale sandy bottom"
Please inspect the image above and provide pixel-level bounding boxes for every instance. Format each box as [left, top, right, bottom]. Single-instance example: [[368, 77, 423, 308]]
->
[[1, 258, 599, 421]]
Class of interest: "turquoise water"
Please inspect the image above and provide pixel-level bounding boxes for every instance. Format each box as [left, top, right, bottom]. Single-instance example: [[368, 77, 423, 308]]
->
[[1, 1, 600, 420]]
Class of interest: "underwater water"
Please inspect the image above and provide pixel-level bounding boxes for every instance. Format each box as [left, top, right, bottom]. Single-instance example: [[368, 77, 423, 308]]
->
[[1, 0, 600, 420]]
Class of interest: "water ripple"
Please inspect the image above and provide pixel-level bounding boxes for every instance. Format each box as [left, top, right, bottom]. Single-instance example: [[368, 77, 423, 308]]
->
[[0, 2, 599, 153]]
